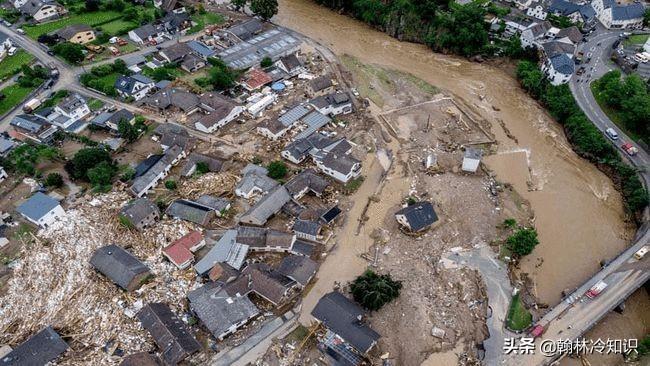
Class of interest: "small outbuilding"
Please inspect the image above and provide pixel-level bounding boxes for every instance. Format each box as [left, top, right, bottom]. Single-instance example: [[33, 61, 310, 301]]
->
[[461, 147, 482, 173]]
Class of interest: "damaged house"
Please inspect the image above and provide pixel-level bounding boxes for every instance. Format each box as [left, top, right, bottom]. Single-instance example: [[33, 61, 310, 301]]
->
[[238, 185, 292, 226], [119, 198, 160, 230], [395, 201, 439, 232], [89, 244, 151, 291], [0, 326, 68, 365], [162, 231, 206, 269], [194, 229, 249, 274], [225, 263, 299, 307], [130, 145, 186, 197]]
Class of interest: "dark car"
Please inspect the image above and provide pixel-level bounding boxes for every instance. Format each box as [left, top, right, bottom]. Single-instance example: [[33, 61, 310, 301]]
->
[[47, 50, 54, 56]]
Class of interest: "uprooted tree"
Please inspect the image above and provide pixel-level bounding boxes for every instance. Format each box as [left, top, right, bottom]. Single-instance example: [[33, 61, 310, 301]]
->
[[350, 270, 402, 311]]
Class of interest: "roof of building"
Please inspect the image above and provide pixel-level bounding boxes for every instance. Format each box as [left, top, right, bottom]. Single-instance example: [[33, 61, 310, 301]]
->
[[162, 11, 190, 30], [120, 352, 163, 366], [218, 28, 301, 69], [236, 166, 278, 196], [10, 114, 50, 133], [181, 53, 205, 71], [311, 292, 380, 354], [132, 23, 166, 40], [160, 42, 193, 62], [142, 87, 199, 112], [180, 152, 223, 176], [278, 104, 311, 127], [188, 283, 259, 339], [166, 199, 213, 226], [159, 130, 195, 151], [120, 198, 159, 227], [542, 40, 576, 57], [278, 53, 302, 71], [196, 195, 230, 212], [525, 20, 552, 38], [549, 53, 575, 75], [292, 219, 321, 237], [291, 239, 317, 257], [225, 263, 295, 305], [137, 303, 201, 365], [19, 0, 59, 16], [548, 0, 581, 15], [131, 145, 184, 195], [0, 135, 14, 154], [294, 111, 331, 140], [276, 255, 318, 286], [239, 186, 292, 226], [464, 146, 483, 160], [611, 2, 644, 20], [195, 229, 249, 273], [243, 68, 273, 90], [187, 40, 215, 59], [395, 201, 438, 232], [284, 169, 329, 198], [0, 326, 68, 365], [317, 151, 360, 176], [16, 192, 60, 222], [57, 93, 86, 114], [162, 231, 203, 267], [226, 18, 263, 41], [282, 133, 335, 162], [115, 74, 153, 95], [56, 24, 92, 40], [89, 244, 150, 290], [309, 75, 333, 93], [556, 26, 582, 44]]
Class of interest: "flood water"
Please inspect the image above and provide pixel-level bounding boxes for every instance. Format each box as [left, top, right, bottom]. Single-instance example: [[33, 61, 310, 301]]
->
[[274, 0, 633, 306]]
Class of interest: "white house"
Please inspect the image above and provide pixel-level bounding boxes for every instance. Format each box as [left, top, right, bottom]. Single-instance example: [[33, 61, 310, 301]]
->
[[128, 24, 168, 45], [52, 93, 90, 128], [130, 146, 185, 197], [542, 53, 574, 85], [520, 21, 552, 48], [526, 5, 548, 20], [592, 0, 645, 29], [19, 0, 64, 23], [0, 33, 13, 62], [462, 147, 482, 173], [16, 192, 65, 228], [114, 74, 155, 101], [310, 92, 353, 116], [246, 93, 277, 117]]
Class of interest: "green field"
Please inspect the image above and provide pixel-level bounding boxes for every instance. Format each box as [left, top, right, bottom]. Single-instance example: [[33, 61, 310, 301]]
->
[[87, 98, 104, 111], [0, 50, 35, 81], [97, 19, 138, 36], [188, 12, 225, 34], [624, 34, 649, 47], [506, 293, 533, 331], [0, 84, 36, 115], [23, 11, 122, 38]]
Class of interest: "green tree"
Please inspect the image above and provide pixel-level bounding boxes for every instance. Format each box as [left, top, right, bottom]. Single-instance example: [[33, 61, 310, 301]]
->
[[118, 119, 140, 142], [87, 161, 115, 187], [165, 180, 177, 190], [350, 270, 402, 311], [44, 172, 64, 188], [250, 0, 278, 20], [260, 56, 273, 68], [65, 147, 113, 181], [644, 9, 650, 27], [123, 7, 138, 21], [267, 161, 287, 179], [52, 42, 85, 64], [506, 228, 539, 256], [195, 161, 210, 175], [232, 0, 247, 9], [425, 3, 489, 57]]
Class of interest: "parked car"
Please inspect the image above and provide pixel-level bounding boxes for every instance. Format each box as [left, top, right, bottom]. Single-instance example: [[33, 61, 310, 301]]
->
[[585, 280, 608, 299], [2, 20, 11, 27], [605, 128, 619, 140], [622, 142, 638, 156], [16, 28, 24, 34]]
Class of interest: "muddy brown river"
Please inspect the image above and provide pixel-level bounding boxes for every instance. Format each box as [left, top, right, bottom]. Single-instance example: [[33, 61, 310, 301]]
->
[[275, 0, 633, 306]]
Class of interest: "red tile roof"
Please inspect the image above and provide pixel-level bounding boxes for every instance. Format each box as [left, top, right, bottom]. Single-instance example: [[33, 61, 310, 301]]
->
[[243, 68, 272, 90], [163, 231, 204, 268]]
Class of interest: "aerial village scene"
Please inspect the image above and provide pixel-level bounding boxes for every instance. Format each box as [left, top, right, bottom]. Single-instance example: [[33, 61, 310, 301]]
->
[[0, 0, 648, 365]]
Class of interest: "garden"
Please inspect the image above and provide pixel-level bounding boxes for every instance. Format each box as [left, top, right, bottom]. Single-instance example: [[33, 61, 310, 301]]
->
[[0, 84, 36, 115], [0, 50, 35, 81], [506, 293, 532, 331]]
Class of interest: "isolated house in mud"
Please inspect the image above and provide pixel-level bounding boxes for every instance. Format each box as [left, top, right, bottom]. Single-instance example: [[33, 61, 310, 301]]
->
[[395, 201, 439, 232]]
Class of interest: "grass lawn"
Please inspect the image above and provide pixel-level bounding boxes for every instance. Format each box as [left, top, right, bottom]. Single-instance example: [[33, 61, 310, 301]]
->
[[95, 73, 120, 89], [590, 82, 643, 143], [506, 293, 532, 331], [188, 12, 225, 34], [0, 50, 35, 81], [23, 11, 122, 38], [87, 98, 104, 111], [97, 19, 138, 36], [623, 34, 649, 47], [0, 84, 35, 115]]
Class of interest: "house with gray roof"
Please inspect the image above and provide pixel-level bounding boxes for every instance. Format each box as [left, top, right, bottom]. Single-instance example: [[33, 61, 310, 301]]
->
[[89, 244, 151, 291], [119, 198, 160, 230], [314, 148, 361, 184], [292, 219, 322, 242], [188, 282, 260, 340], [194, 93, 243, 133], [141, 87, 200, 114], [281, 133, 335, 164], [310, 92, 353, 117], [226, 18, 263, 41], [236, 226, 296, 252], [187, 40, 216, 59], [294, 111, 332, 140], [130, 145, 186, 197], [543, 53, 575, 85], [19, 0, 63, 22], [115, 74, 154, 101], [195, 229, 249, 273], [277, 255, 318, 287], [312, 292, 380, 363], [593, 0, 645, 29], [307, 75, 334, 97], [180, 153, 223, 177], [0, 135, 14, 156], [275, 53, 305, 77], [395, 201, 439, 232], [137, 303, 201, 366], [225, 263, 298, 306], [0, 326, 68, 365], [239, 186, 292, 226], [235, 164, 279, 199], [284, 169, 329, 199], [55, 24, 94, 44], [128, 23, 168, 45], [10, 114, 58, 144], [16, 192, 65, 228], [119, 352, 163, 366], [166, 199, 215, 227], [196, 195, 231, 216]]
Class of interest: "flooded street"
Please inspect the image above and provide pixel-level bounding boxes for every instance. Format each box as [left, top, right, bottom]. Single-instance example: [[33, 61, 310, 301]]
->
[[274, 0, 634, 307]]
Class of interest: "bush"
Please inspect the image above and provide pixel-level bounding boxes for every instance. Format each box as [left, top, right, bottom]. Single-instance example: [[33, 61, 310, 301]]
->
[[260, 56, 273, 68], [195, 161, 209, 175], [44, 172, 64, 188], [506, 228, 539, 256], [65, 147, 114, 182], [52, 42, 85, 64], [165, 180, 177, 190], [350, 270, 402, 311], [87, 161, 115, 187], [267, 161, 287, 179]]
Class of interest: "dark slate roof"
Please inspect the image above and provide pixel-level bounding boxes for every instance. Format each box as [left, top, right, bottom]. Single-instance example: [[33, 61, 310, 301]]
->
[[542, 40, 575, 58], [293, 219, 321, 237], [278, 53, 302, 71], [556, 26, 582, 44], [549, 53, 575, 75], [276, 255, 318, 286], [225, 263, 295, 305], [109, 109, 135, 126], [56, 24, 92, 40], [10, 114, 49, 133], [317, 151, 360, 176], [309, 75, 333, 93], [227, 18, 263, 41], [16, 192, 60, 222], [160, 42, 193, 62], [548, 0, 580, 15], [19, 0, 58, 16], [132, 24, 165, 40], [320, 205, 341, 224], [57, 93, 86, 114], [311, 292, 380, 354], [187, 40, 215, 59], [188, 283, 259, 339], [291, 239, 316, 257], [120, 198, 159, 226], [115, 74, 153, 95], [166, 199, 212, 225], [0, 326, 68, 365], [0, 135, 14, 155], [119, 352, 163, 366], [137, 303, 201, 365], [239, 186, 292, 226], [395, 201, 438, 232], [611, 3, 644, 21], [135, 154, 163, 178], [578, 4, 596, 20], [89, 244, 150, 290], [284, 169, 329, 198]]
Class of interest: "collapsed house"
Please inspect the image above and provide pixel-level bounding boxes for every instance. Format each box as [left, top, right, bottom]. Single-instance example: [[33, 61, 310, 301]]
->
[[395, 201, 439, 233], [130, 145, 187, 197], [225, 263, 299, 307]]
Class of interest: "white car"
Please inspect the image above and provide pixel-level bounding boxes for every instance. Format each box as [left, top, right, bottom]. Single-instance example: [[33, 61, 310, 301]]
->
[[605, 128, 618, 140]]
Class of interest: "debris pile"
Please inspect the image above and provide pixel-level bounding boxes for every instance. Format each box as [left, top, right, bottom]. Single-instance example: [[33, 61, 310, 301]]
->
[[177, 172, 239, 200]]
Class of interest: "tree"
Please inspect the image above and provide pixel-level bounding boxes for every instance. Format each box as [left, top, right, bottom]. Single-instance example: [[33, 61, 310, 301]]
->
[[250, 0, 278, 20], [65, 147, 113, 181], [165, 180, 177, 190], [118, 119, 140, 142], [644, 9, 650, 27], [87, 161, 115, 187], [260, 56, 273, 68], [267, 161, 287, 179], [123, 7, 138, 22], [44, 172, 64, 188], [52, 42, 85, 64], [195, 161, 209, 175], [506, 228, 539, 256], [350, 270, 402, 311]]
